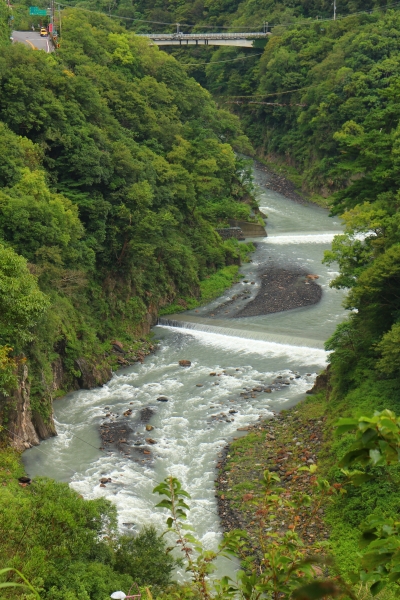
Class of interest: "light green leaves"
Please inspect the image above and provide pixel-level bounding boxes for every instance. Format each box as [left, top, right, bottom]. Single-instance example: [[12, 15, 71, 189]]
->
[[0, 568, 40, 598], [0, 244, 49, 348]]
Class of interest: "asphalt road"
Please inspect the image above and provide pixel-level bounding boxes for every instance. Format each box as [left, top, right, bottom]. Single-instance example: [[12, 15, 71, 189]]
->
[[11, 30, 53, 52]]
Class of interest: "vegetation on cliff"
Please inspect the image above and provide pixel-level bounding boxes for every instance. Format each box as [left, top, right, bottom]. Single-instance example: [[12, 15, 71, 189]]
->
[[0, 449, 177, 598], [0, 9, 256, 441], [3, 0, 400, 596]]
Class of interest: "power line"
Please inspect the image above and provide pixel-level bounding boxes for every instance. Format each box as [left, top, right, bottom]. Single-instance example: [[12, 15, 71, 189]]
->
[[181, 52, 263, 66], [57, 0, 400, 33], [218, 84, 319, 101], [265, 0, 400, 28], [57, 3, 261, 28]]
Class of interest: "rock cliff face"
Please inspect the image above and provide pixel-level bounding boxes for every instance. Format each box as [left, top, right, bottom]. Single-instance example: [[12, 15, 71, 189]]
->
[[0, 363, 40, 451], [1, 307, 158, 449]]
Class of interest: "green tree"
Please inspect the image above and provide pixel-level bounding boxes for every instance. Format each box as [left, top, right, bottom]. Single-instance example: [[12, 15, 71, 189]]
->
[[0, 244, 49, 348]]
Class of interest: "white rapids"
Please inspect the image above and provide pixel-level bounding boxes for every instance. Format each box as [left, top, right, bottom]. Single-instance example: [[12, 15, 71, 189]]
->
[[23, 163, 346, 580]]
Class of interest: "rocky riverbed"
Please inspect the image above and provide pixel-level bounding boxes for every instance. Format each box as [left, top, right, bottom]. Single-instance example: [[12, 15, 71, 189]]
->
[[215, 393, 330, 558], [202, 266, 322, 319], [255, 160, 310, 205]]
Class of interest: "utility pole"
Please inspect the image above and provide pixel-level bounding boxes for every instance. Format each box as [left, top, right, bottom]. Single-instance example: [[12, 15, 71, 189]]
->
[[333, 0, 336, 20], [176, 22, 180, 34], [263, 20, 268, 33], [49, 0, 54, 34]]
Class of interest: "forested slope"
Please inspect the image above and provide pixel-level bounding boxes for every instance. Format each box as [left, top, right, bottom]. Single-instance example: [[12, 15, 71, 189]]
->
[[0, 9, 255, 446]]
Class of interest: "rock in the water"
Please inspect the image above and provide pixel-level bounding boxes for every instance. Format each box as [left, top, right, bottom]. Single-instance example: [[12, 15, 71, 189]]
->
[[196, 383, 203, 387], [100, 483, 106, 487], [179, 360, 191, 367], [146, 424, 154, 431], [209, 372, 216, 376], [264, 388, 272, 393], [157, 396, 169, 402], [146, 438, 157, 444], [100, 477, 111, 484]]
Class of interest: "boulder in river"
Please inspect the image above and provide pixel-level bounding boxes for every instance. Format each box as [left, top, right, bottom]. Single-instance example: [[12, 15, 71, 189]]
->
[[157, 396, 169, 402], [146, 424, 154, 431], [179, 360, 191, 367], [146, 438, 157, 444], [100, 477, 111, 484]]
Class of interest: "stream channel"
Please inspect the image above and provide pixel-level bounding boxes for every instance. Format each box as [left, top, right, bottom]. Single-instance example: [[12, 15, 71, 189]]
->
[[23, 163, 346, 579]]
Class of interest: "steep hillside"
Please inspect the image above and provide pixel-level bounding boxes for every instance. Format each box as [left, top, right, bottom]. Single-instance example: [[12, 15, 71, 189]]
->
[[0, 10, 255, 447]]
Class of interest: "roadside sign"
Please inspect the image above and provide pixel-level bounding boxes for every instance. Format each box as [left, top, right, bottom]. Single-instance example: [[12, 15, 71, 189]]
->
[[29, 6, 47, 15]]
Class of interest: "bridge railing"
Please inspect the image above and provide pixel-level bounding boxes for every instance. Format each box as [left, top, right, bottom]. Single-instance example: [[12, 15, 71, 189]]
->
[[136, 32, 269, 40]]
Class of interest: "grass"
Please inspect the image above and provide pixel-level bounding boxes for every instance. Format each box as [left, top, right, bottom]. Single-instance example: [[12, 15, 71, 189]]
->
[[158, 265, 241, 316], [159, 242, 255, 316], [219, 381, 399, 598]]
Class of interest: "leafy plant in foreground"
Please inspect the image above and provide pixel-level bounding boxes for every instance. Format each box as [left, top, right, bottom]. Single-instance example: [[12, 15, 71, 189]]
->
[[153, 472, 349, 599]]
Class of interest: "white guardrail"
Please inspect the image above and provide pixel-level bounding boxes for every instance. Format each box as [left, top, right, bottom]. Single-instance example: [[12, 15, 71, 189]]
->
[[136, 32, 269, 40]]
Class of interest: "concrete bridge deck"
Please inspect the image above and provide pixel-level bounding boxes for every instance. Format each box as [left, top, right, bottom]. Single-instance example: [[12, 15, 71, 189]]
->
[[136, 32, 270, 47]]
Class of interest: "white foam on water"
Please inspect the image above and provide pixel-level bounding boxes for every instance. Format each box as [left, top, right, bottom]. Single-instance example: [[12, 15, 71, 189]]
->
[[158, 325, 327, 367], [23, 159, 348, 583], [266, 233, 337, 245]]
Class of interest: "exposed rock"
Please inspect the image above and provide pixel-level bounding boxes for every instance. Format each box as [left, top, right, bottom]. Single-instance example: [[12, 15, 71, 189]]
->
[[111, 340, 124, 350], [18, 476, 31, 484], [145, 424, 154, 431], [179, 360, 191, 367], [140, 407, 155, 422], [157, 396, 169, 402], [146, 438, 157, 444], [0, 362, 40, 451], [75, 357, 112, 389]]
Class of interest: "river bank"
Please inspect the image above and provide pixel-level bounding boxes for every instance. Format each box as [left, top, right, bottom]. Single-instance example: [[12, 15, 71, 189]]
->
[[215, 392, 329, 553], [22, 159, 345, 576]]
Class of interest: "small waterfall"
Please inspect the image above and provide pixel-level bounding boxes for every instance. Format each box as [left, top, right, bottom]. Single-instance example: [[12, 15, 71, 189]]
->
[[158, 315, 325, 349]]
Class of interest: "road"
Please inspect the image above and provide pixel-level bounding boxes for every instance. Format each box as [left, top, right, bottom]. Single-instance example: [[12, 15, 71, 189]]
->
[[11, 31, 53, 52]]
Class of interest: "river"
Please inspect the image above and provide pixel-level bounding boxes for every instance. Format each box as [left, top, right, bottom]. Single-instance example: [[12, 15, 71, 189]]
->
[[23, 163, 345, 579]]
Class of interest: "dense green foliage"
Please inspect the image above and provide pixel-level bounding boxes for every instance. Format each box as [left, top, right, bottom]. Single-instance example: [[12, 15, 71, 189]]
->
[[0, 9, 256, 430], [5, 0, 400, 596], [57, 0, 394, 32], [0, 449, 176, 599]]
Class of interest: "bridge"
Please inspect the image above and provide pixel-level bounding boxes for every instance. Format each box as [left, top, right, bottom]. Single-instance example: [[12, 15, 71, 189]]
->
[[136, 32, 270, 47]]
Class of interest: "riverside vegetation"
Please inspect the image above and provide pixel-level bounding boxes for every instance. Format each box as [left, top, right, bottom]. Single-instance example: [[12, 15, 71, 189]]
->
[[2, 0, 400, 598]]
